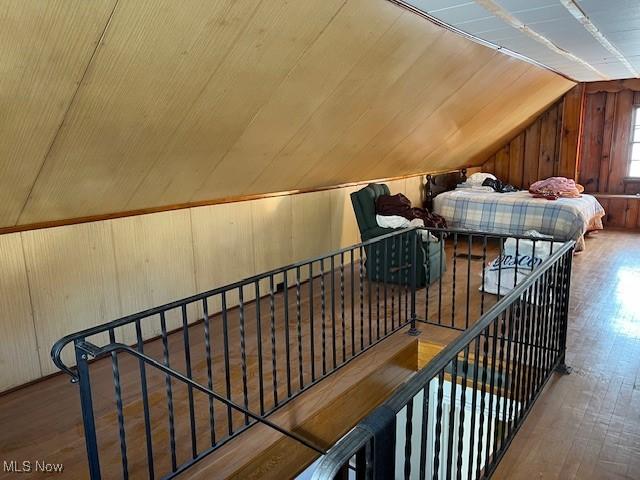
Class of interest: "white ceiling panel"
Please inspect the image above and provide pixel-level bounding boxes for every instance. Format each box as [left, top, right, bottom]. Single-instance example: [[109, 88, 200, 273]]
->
[[402, 0, 640, 81]]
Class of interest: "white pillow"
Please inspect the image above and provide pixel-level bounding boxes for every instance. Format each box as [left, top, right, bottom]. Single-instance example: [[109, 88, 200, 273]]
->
[[466, 172, 497, 186]]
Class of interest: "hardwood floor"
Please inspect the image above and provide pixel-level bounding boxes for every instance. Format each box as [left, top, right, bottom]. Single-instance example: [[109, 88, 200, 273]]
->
[[495, 230, 640, 480], [1, 231, 637, 479]]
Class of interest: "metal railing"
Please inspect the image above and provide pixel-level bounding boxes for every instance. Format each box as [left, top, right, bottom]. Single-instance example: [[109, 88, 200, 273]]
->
[[311, 238, 575, 480], [51, 226, 564, 479]]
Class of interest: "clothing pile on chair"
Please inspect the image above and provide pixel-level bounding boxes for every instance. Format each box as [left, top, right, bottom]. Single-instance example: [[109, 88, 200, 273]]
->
[[529, 177, 584, 200], [375, 193, 446, 241], [456, 172, 517, 193]]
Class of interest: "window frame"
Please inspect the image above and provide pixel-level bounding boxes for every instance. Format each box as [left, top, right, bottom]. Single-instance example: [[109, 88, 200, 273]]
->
[[628, 105, 640, 178]]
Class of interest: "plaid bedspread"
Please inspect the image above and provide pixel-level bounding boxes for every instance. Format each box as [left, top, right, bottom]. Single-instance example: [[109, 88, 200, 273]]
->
[[433, 190, 605, 244]]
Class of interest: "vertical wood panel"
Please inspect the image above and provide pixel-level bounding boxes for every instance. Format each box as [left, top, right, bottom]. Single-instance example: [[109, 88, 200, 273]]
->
[[625, 200, 639, 228], [579, 92, 606, 192], [559, 84, 584, 179], [606, 198, 628, 227], [608, 90, 634, 193], [191, 201, 256, 310], [404, 175, 424, 207], [483, 155, 496, 175], [0, 234, 41, 391], [22, 222, 121, 375], [599, 92, 618, 192], [292, 190, 334, 264], [508, 133, 525, 186], [251, 196, 293, 275], [522, 121, 541, 188], [538, 104, 559, 180], [495, 145, 510, 180], [330, 186, 361, 251], [111, 210, 197, 340]]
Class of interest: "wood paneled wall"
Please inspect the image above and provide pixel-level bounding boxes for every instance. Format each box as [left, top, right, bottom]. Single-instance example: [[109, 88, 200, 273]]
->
[[0, 0, 572, 229], [579, 83, 640, 229], [579, 87, 640, 194], [0, 175, 423, 392], [480, 85, 584, 189]]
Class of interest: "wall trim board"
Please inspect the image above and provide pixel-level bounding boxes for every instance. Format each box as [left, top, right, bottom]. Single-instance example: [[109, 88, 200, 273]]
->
[[584, 78, 640, 94], [0, 170, 457, 237]]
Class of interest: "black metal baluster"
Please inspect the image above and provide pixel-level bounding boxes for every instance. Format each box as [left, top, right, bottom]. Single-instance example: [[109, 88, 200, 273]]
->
[[376, 244, 381, 340], [446, 357, 458, 480], [465, 235, 472, 329], [320, 259, 327, 376], [159, 313, 177, 472], [419, 384, 430, 480], [451, 233, 458, 328], [533, 271, 547, 396], [512, 294, 527, 425], [500, 305, 515, 450], [308, 263, 316, 384], [424, 234, 431, 323], [467, 336, 481, 480], [109, 328, 128, 479], [180, 306, 198, 458], [404, 397, 414, 480], [384, 241, 389, 335], [485, 318, 498, 463], [359, 246, 365, 352], [296, 267, 304, 390], [506, 298, 522, 439], [340, 252, 346, 364], [391, 236, 396, 329], [136, 319, 156, 477], [475, 326, 490, 477], [331, 256, 337, 370], [437, 232, 444, 325], [269, 277, 279, 408], [202, 299, 216, 446], [456, 346, 470, 479], [493, 310, 507, 454], [520, 285, 534, 410], [404, 233, 410, 325], [351, 249, 356, 358], [238, 287, 249, 425], [222, 292, 234, 433], [480, 235, 487, 316], [74, 339, 101, 480], [254, 281, 265, 415], [433, 371, 445, 480], [283, 272, 292, 397], [496, 239, 503, 301]]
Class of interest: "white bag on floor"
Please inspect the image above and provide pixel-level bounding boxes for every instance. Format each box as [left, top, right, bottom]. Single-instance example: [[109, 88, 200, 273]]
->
[[481, 232, 560, 296]]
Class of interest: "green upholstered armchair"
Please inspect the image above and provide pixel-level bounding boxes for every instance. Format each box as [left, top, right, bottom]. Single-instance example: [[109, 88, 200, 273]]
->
[[350, 183, 446, 287]]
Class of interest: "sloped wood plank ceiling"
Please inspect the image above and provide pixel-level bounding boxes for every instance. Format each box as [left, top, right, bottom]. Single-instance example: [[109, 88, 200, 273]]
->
[[0, 0, 574, 228]]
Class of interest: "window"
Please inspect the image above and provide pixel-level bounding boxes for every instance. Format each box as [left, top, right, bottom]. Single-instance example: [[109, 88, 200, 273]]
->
[[630, 106, 640, 177]]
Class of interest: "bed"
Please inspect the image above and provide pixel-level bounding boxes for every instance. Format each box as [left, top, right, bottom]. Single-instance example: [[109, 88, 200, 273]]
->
[[426, 171, 605, 251]]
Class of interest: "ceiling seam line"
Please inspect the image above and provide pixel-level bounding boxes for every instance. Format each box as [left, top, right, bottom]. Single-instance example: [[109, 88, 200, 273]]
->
[[386, 0, 575, 82], [473, 0, 608, 80], [15, 0, 122, 226], [560, 0, 639, 78]]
